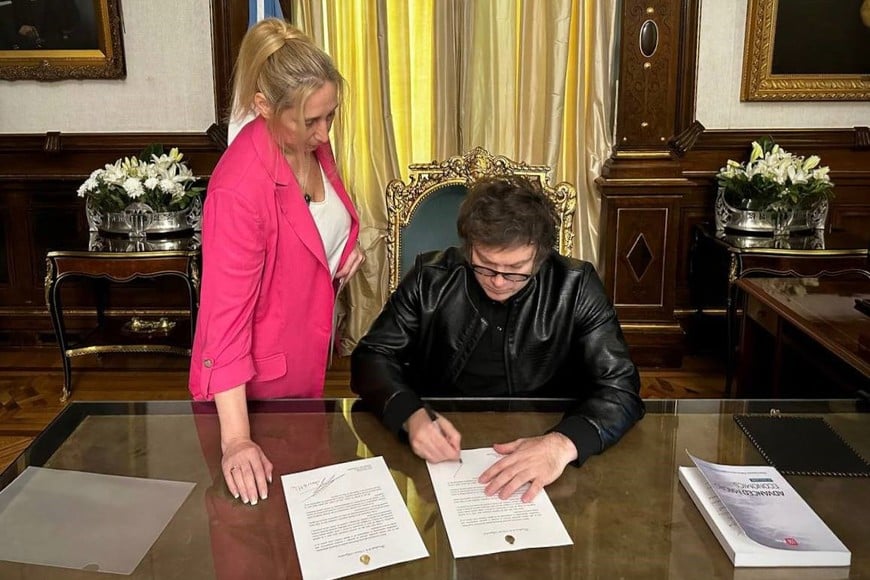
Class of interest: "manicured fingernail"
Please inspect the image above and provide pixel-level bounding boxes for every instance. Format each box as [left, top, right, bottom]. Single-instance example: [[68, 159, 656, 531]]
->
[[251, 498, 258, 506], [260, 492, 267, 500], [233, 493, 239, 499]]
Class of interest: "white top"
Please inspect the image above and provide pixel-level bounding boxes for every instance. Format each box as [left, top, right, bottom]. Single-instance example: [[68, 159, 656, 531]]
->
[[309, 165, 351, 277]]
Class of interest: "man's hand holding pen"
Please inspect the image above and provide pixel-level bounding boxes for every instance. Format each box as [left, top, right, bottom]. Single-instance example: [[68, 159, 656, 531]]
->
[[404, 406, 576, 503], [405, 406, 462, 463]]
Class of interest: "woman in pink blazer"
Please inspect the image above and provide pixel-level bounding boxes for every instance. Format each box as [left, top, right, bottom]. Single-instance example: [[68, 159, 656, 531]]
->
[[189, 19, 363, 506]]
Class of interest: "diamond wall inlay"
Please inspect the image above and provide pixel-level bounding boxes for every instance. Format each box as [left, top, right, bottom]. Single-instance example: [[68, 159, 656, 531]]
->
[[626, 233, 654, 281]]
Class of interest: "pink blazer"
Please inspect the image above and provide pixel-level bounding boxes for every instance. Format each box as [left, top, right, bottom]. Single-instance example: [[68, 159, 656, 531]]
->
[[189, 116, 359, 400]]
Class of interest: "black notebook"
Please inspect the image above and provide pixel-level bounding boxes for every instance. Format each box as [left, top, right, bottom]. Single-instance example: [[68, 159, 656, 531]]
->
[[734, 415, 870, 477]]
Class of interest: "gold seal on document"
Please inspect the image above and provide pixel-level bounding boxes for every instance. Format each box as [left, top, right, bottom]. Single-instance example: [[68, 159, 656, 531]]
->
[[360, 554, 371, 565], [505, 535, 515, 544]]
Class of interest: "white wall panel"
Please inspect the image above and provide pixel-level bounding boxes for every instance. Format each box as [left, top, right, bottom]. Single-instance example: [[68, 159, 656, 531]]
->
[[695, 1, 869, 129], [0, 0, 216, 133]]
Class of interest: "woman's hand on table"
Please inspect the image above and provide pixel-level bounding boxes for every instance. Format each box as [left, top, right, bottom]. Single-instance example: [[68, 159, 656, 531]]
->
[[221, 437, 273, 505]]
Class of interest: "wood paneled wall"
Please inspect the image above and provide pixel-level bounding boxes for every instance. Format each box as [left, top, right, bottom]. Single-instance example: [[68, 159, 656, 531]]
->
[[599, 0, 870, 366]]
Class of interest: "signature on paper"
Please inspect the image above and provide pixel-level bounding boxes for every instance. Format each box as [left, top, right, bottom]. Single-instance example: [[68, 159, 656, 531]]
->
[[301, 473, 345, 502]]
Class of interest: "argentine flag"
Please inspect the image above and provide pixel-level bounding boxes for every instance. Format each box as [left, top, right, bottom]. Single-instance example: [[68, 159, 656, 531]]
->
[[227, 0, 286, 145]]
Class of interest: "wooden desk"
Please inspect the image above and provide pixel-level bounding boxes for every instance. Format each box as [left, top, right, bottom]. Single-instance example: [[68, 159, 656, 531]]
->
[[736, 277, 870, 397], [691, 224, 869, 393], [2, 399, 868, 578], [45, 234, 200, 400]]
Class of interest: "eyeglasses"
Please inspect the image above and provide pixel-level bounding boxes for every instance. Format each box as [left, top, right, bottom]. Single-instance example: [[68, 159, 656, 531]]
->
[[470, 263, 533, 282]]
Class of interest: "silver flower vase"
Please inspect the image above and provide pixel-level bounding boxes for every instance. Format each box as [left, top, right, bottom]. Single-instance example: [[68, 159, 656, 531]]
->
[[123, 203, 155, 239], [766, 206, 796, 239], [714, 188, 827, 235], [86, 196, 202, 236]]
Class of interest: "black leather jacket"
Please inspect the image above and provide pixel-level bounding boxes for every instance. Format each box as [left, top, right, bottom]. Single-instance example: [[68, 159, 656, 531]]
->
[[351, 247, 644, 465]]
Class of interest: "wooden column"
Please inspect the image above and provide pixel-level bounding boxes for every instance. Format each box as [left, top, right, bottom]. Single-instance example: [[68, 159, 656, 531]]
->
[[597, 0, 696, 366]]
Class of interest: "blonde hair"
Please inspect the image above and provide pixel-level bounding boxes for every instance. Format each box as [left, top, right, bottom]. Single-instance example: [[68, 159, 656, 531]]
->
[[230, 18, 344, 132]]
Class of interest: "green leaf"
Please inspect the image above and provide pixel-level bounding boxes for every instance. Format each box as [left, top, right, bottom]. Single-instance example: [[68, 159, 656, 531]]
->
[[138, 143, 164, 162]]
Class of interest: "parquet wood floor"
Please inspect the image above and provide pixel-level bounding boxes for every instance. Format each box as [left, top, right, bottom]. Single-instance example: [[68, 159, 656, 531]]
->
[[0, 347, 725, 471]]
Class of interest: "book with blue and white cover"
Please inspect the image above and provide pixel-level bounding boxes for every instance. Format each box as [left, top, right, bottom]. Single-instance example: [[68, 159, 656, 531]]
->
[[678, 453, 850, 568]]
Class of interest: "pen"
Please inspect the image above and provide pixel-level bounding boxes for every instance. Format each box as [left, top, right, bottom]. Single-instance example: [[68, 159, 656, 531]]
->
[[422, 403, 439, 423], [423, 403, 462, 463]]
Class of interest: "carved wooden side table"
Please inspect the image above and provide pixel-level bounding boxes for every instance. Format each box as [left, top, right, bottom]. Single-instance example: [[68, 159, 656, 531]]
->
[[45, 234, 200, 400], [691, 223, 869, 394]]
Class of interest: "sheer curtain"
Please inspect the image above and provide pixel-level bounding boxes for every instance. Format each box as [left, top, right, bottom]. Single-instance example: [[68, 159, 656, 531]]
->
[[291, 0, 618, 352]]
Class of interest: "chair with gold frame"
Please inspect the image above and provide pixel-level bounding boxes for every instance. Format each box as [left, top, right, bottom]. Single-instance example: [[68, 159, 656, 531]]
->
[[385, 147, 577, 293]]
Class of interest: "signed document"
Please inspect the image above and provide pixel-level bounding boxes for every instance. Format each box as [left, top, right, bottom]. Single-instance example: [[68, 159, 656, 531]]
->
[[427, 447, 572, 558], [281, 457, 428, 580]]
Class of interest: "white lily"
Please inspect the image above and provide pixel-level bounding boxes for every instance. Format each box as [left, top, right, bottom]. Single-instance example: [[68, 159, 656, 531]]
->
[[812, 166, 830, 181], [716, 139, 833, 210], [787, 165, 809, 185], [749, 141, 764, 162], [78, 145, 200, 213]]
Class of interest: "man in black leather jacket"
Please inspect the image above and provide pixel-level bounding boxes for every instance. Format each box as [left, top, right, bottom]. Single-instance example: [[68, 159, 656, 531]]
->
[[352, 177, 644, 502]]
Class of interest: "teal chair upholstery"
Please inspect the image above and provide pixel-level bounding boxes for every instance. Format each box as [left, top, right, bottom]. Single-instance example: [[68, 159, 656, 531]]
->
[[386, 147, 577, 293]]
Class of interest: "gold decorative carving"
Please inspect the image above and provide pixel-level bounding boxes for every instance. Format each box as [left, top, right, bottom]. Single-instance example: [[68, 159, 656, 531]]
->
[[385, 147, 578, 292], [190, 260, 201, 299], [44, 257, 54, 308], [728, 254, 738, 285], [66, 345, 192, 357], [741, 0, 870, 101], [0, 0, 125, 81], [122, 316, 176, 336]]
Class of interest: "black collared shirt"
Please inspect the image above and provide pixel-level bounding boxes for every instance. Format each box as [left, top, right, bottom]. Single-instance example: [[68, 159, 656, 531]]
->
[[453, 272, 513, 396]]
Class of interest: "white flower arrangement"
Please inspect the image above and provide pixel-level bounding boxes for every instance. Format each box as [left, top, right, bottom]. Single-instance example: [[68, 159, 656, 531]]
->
[[77, 145, 203, 214], [716, 138, 833, 211]]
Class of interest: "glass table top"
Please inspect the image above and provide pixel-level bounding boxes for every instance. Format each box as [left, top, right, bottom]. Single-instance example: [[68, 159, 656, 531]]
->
[[2, 398, 868, 579], [697, 222, 869, 254]]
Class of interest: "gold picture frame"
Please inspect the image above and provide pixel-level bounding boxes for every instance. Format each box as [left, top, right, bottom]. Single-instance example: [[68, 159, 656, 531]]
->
[[741, 0, 870, 101], [0, 0, 126, 81]]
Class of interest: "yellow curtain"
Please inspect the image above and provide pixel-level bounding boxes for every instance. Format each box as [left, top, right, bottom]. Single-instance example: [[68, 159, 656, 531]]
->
[[293, 0, 397, 355], [563, 0, 619, 266], [458, 0, 616, 264], [291, 0, 617, 352]]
